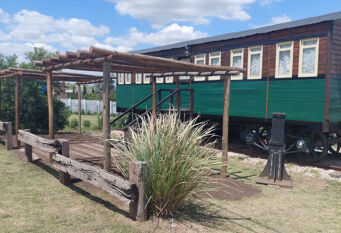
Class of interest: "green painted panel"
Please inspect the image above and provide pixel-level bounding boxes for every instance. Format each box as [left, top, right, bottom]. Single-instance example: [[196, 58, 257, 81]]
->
[[267, 79, 325, 122], [329, 76, 341, 122]]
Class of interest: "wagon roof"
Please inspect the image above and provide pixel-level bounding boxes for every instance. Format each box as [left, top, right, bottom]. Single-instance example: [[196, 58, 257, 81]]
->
[[134, 11, 341, 54]]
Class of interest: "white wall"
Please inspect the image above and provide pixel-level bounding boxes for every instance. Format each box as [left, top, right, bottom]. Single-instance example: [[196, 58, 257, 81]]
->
[[60, 98, 117, 114]]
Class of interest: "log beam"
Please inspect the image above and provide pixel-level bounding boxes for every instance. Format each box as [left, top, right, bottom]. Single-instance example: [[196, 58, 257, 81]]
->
[[221, 75, 231, 177], [103, 61, 111, 171], [46, 71, 54, 139]]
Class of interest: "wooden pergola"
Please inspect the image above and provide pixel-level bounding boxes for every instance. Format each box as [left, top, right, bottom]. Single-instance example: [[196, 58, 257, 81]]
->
[[0, 68, 102, 146], [32, 46, 245, 175]]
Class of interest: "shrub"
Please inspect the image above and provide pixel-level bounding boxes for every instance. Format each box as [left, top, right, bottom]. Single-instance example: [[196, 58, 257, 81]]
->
[[69, 118, 78, 129], [95, 114, 103, 130], [109, 113, 218, 217], [83, 120, 91, 128]]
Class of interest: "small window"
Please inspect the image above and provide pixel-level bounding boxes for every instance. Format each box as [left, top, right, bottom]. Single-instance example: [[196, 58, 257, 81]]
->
[[208, 51, 221, 81], [299, 38, 319, 77], [230, 49, 244, 80], [135, 73, 142, 84], [125, 73, 131, 84], [194, 54, 206, 81], [276, 42, 293, 78], [165, 76, 173, 83], [143, 74, 150, 84], [156, 77, 164, 83], [118, 73, 124, 84], [248, 46, 263, 79]]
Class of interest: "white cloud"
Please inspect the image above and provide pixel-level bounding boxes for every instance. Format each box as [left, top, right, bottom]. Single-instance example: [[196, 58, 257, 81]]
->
[[250, 14, 291, 28], [105, 23, 208, 51], [259, 0, 283, 5], [0, 8, 10, 24], [107, 0, 254, 28]]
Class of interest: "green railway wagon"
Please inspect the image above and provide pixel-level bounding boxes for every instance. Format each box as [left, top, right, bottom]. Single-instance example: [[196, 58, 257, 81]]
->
[[116, 11, 341, 162]]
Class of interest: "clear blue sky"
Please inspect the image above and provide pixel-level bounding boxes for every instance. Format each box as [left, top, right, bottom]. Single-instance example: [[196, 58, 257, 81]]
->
[[0, 0, 340, 61]]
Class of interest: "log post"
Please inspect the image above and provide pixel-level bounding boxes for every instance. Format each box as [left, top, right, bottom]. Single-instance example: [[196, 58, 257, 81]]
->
[[221, 75, 231, 177], [57, 139, 71, 185], [129, 161, 147, 221], [4, 122, 12, 150], [15, 76, 20, 147], [103, 61, 111, 171], [152, 77, 156, 129], [46, 71, 54, 139], [77, 84, 81, 135]]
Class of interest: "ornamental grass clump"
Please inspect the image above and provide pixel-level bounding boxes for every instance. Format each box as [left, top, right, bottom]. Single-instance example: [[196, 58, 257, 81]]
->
[[109, 113, 218, 216]]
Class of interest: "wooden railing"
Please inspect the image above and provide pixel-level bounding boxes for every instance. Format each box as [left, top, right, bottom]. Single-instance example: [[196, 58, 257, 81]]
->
[[18, 129, 147, 221], [0, 121, 12, 150]]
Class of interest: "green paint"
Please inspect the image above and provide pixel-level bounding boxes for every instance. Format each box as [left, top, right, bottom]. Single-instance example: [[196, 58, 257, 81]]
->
[[329, 75, 341, 122]]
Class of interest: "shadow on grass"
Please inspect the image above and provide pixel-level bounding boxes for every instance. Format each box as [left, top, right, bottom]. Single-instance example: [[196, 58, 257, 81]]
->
[[174, 201, 280, 233], [33, 159, 130, 218], [228, 170, 258, 181]]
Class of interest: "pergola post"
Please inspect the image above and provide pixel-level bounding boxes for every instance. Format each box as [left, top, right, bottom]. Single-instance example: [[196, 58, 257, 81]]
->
[[15, 76, 20, 146], [77, 84, 81, 135], [46, 71, 54, 139], [152, 77, 157, 129], [103, 61, 111, 171], [221, 75, 231, 177], [0, 79, 2, 120], [175, 75, 180, 110]]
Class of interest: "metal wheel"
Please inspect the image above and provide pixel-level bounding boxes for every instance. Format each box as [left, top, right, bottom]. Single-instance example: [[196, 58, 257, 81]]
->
[[328, 133, 341, 156], [298, 129, 328, 162]]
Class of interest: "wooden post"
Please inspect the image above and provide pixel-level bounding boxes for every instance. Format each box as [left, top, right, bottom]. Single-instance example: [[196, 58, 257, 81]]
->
[[0, 79, 2, 120], [129, 161, 147, 221], [46, 71, 54, 139], [4, 122, 12, 150], [24, 143, 32, 162], [189, 89, 194, 120], [175, 75, 180, 111], [103, 61, 111, 171], [221, 75, 231, 177], [15, 76, 20, 147], [152, 77, 156, 129], [57, 139, 71, 185], [77, 84, 81, 135]]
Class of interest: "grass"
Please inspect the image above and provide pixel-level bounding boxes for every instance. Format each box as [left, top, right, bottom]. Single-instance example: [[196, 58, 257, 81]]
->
[[0, 145, 340, 232]]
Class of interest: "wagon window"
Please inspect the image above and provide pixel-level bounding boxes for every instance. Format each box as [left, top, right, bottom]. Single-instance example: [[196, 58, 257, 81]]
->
[[156, 77, 164, 83], [165, 76, 173, 83], [194, 54, 206, 81], [248, 46, 263, 79], [118, 73, 124, 84], [135, 73, 142, 84], [208, 51, 221, 80], [275, 41, 293, 78], [299, 38, 319, 77], [143, 74, 150, 84], [230, 49, 244, 80], [125, 73, 131, 84]]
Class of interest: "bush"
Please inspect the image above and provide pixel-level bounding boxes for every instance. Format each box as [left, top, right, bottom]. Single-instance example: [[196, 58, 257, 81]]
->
[[69, 118, 78, 129], [95, 114, 103, 130], [83, 120, 91, 128], [109, 113, 218, 217]]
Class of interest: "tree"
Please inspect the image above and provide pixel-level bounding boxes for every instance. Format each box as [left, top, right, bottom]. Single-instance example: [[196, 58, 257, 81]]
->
[[83, 85, 87, 95]]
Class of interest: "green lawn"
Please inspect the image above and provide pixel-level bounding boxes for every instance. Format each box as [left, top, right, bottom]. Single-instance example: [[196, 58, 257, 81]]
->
[[0, 146, 340, 232]]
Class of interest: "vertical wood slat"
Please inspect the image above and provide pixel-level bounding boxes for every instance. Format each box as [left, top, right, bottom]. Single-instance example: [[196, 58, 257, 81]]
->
[[77, 84, 81, 135], [221, 75, 231, 177], [57, 139, 71, 185], [24, 129, 32, 162], [5, 122, 12, 150], [15, 76, 20, 147], [129, 161, 147, 221], [46, 71, 54, 139], [175, 75, 180, 111], [152, 77, 156, 129], [103, 61, 111, 171]]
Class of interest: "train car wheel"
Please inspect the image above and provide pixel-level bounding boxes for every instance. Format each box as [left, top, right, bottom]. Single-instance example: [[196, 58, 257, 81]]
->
[[298, 129, 328, 162], [328, 133, 341, 156]]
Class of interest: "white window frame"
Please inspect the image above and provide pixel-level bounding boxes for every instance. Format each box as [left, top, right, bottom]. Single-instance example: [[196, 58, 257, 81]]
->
[[125, 73, 131, 84], [230, 48, 244, 80], [165, 76, 173, 83], [275, 41, 294, 78], [298, 37, 319, 78], [247, 46, 263, 80], [118, 73, 124, 84], [135, 73, 142, 84], [143, 74, 150, 84], [208, 51, 221, 81], [194, 54, 206, 81], [156, 77, 164, 83]]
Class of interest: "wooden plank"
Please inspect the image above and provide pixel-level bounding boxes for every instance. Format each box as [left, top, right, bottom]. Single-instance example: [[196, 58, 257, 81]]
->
[[46, 71, 54, 139], [221, 75, 231, 177], [103, 61, 111, 171], [52, 153, 134, 203], [77, 84, 81, 135], [18, 130, 57, 153], [57, 139, 71, 185], [24, 144, 32, 162]]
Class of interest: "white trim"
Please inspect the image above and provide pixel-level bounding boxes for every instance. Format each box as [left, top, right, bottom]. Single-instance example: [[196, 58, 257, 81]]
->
[[165, 76, 173, 83], [298, 37, 319, 78], [247, 46, 263, 80], [118, 73, 124, 84], [275, 41, 294, 78], [135, 73, 142, 84], [125, 73, 131, 84], [143, 74, 150, 84], [194, 54, 206, 81], [208, 51, 221, 80], [230, 48, 244, 80]]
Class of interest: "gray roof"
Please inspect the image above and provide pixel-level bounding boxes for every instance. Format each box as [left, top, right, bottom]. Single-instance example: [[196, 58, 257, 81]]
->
[[134, 11, 341, 54]]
